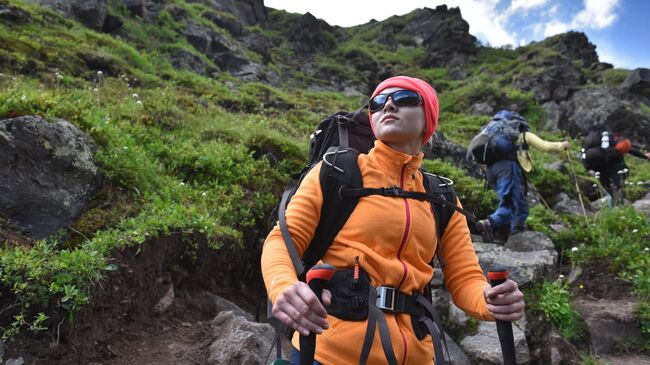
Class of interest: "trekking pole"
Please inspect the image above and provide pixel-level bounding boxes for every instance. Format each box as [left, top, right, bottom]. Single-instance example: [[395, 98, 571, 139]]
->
[[300, 263, 335, 365], [488, 265, 517, 365], [564, 150, 590, 223]]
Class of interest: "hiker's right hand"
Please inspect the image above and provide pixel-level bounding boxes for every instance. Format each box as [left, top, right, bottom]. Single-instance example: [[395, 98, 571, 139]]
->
[[272, 281, 331, 336], [561, 141, 570, 150]]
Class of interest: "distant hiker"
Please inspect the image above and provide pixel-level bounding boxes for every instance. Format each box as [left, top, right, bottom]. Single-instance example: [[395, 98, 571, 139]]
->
[[262, 77, 524, 365], [581, 126, 650, 206], [467, 110, 570, 242]]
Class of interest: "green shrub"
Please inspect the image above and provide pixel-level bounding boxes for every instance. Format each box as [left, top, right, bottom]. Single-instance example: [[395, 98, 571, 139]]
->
[[529, 279, 585, 341]]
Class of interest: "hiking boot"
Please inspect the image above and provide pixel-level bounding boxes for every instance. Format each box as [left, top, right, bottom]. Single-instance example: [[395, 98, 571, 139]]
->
[[510, 225, 526, 236], [476, 219, 495, 243]]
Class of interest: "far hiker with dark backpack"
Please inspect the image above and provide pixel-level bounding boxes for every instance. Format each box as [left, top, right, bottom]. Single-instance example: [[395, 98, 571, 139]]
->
[[581, 125, 650, 206], [262, 76, 524, 365], [467, 110, 570, 242]]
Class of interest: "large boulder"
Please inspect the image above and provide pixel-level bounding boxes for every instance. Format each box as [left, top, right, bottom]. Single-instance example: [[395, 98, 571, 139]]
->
[[557, 87, 650, 146], [621, 68, 650, 98], [574, 299, 643, 354], [0, 116, 100, 239], [460, 320, 530, 365], [207, 311, 275, 365], [632, 192, 650, 219]]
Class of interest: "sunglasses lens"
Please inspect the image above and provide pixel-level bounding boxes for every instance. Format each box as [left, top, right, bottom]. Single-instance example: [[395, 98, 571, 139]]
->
[[369, 94, 387, 112], [393, 90, 420, 106]]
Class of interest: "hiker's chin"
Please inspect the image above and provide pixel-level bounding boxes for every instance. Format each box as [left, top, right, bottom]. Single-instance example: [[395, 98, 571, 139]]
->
[[375, 128, 420, 145]]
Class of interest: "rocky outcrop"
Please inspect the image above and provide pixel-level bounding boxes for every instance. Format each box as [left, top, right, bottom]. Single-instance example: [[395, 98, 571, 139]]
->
[[574, 299, 643, 354], [378, 5, 478, 68], [511, 55, 586, 102], [0, 3, 32, 23], [540, 31, 599, 68], [0, 116, 100, 239], [169, 49, 215, 76], [194, 0, 267, 26], [26, 0, 108, 30], [288, 12, 336, 54], [633, 192, 650, 219], [621, 68, 650, 98]]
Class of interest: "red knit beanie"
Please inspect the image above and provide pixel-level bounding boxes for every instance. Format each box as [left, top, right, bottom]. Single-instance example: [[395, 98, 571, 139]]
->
[[369, 76, 439, 146]]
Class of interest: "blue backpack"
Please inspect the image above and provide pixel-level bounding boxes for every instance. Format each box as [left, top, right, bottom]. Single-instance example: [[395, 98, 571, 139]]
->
[[466, 110, 530, 165]]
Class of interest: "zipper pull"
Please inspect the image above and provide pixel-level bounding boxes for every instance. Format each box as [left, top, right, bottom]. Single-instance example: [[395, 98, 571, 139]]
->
[[352, 256, 360, 289]]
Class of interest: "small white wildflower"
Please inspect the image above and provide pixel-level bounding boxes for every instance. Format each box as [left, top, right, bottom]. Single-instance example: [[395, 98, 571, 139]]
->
[[201, 192, 207, 197], [132, 93, 139, 98], [571, 246, 579, 252], [97, 70, 103, 75], [559, 274, 565, 279], [645, 247, 649, 252], [136, 100, 143, 105], [633, 229, 639, 233], [123, 146, 128, 150], [638, 181, 644, 185], [20, 94, 26, 101], [93, 88, 99, 93], [179, 182, 185, 186], [56, 74, 64, 80]]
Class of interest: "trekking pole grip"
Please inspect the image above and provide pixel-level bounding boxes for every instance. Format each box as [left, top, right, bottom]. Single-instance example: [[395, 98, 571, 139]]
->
[[300, 263, 335, 365], [488, 265, 517, 365]]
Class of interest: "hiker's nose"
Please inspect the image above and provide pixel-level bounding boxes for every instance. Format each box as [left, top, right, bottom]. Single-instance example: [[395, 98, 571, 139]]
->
[[383, 95, 398, 112]]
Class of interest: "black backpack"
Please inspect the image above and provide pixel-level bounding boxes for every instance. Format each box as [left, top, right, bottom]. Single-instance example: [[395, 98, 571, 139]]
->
[[581, 125, 623, 171], [265, 107, 474, 362]]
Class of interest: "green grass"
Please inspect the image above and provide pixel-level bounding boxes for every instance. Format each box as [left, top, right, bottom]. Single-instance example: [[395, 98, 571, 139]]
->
[[528, 278, 586, 341]]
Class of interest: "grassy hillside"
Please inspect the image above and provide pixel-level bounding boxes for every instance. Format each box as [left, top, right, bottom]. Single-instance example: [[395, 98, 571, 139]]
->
[[0, 0, 649, 352]]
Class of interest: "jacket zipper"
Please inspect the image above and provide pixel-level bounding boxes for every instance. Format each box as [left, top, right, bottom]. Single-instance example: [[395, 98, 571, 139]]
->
[[396, 164, 410, 364]]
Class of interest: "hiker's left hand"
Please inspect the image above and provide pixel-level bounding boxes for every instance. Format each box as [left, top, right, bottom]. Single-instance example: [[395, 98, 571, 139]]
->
[[483, 279, 525, 321]]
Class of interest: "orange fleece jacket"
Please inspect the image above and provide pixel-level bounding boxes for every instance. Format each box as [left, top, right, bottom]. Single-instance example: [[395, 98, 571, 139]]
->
[[261, 140, 494, 365]]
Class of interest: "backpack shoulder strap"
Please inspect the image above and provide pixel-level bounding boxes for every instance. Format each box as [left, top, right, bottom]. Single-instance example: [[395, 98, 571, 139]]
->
[[422, 171, 458, 269], [300, 147, 363, 279]]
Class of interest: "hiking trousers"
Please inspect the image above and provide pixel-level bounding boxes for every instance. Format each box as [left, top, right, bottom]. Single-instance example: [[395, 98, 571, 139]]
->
[[487, 160, 528, 232]]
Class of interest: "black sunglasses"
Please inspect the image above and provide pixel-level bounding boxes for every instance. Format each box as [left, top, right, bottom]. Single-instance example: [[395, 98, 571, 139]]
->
[[368, 90, 422, 113]]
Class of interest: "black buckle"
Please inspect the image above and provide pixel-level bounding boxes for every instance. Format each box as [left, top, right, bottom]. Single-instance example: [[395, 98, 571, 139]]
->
[[382, 186, 405, 198]]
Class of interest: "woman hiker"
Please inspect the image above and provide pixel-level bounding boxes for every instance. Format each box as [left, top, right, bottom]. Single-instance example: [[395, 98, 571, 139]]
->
[[261, 76, 525, 364]]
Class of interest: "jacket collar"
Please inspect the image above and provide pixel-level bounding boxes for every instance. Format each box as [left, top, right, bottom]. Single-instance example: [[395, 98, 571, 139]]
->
[[366, 140, 424, 180]]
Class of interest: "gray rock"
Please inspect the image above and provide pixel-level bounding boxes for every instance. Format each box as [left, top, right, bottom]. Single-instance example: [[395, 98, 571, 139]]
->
[[552, 192, 589, 217], [153, 284, 174, 314], [169, 49, 213, 76], [542, 31, 599, 67], [549, 223, 567, 233], [288, 12, 335, 54], [504, 230, 556, 253], [431, 288, 451, 318], [632, 192, 650, 219], [474, 240, 557, 286], [541, 101, 561, 131], [208, 293, 254, 321], [448, 303, 470, 328], [208, 311, 275, 365], [0, 116, 100, 239], [468, 102, 494, 115], [621, 68, 650, 98], [574, 298, 643, 354], [194, 0, 266, 26], [27, 0, 108, 30], [460, 320, 530, 365], [5, 358, 24, 365], [424, 132, 486, 180], [512, 56, 586, 102], [202, 11, 243, 36]]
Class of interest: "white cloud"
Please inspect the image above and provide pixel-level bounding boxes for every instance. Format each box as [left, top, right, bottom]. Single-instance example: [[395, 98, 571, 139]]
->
[[509, 0, 549, 12], [543, 0, 620, 37]]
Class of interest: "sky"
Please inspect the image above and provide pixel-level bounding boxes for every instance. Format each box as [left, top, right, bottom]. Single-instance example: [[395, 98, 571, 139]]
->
[[264, 0, 649, 69]]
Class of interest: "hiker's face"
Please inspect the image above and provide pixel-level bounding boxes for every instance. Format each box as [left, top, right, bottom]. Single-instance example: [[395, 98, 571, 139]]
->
[[370, 87, 426, 145]]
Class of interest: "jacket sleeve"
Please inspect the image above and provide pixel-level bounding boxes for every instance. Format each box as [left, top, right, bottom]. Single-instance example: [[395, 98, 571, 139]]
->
[[629, 147, 650, 160], [521, 131, 565, 152], [261, 162, 324, 304], [440, 199, 495, 321]]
